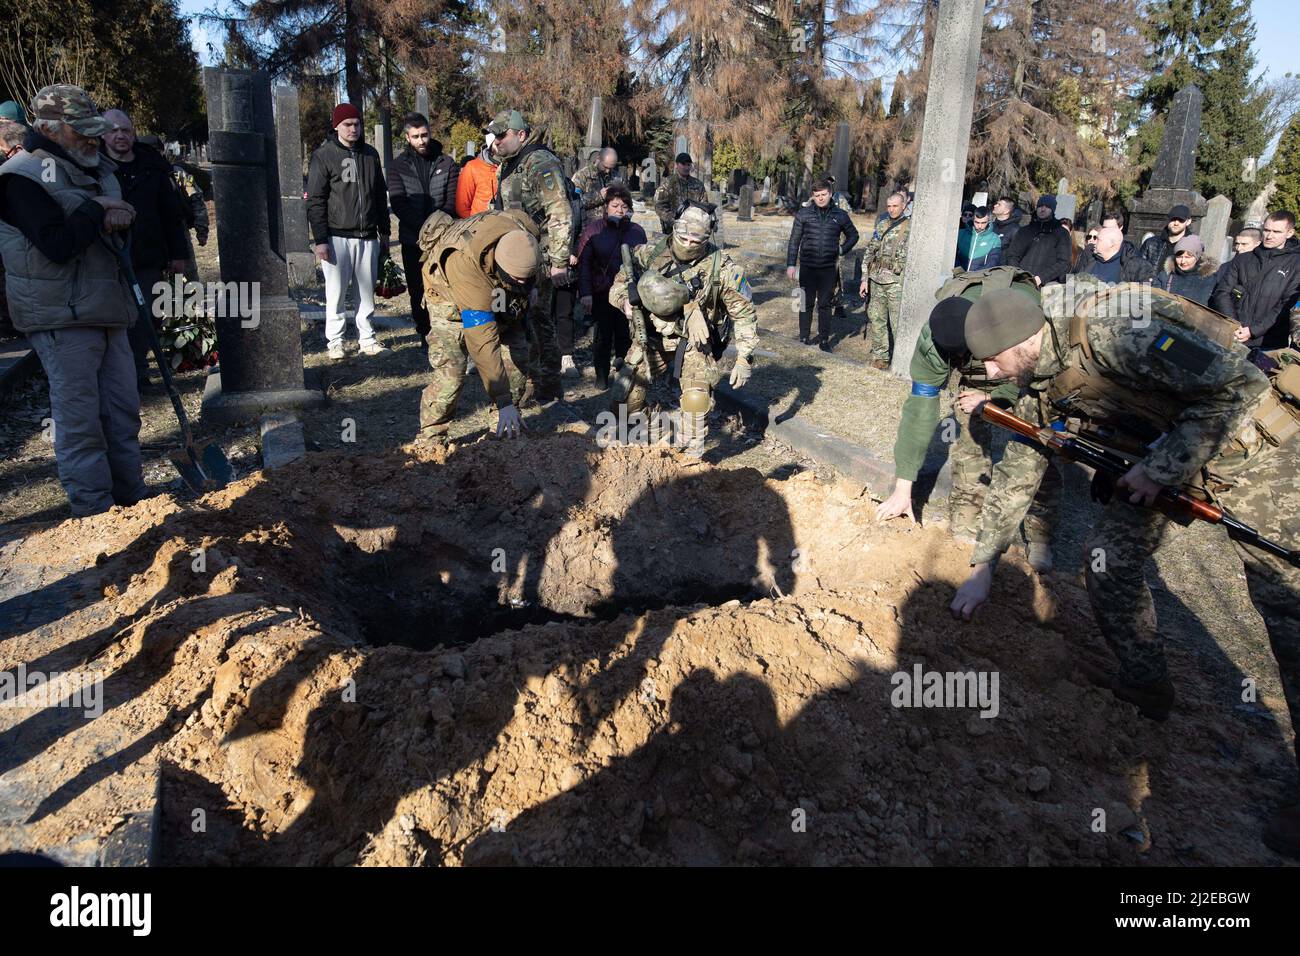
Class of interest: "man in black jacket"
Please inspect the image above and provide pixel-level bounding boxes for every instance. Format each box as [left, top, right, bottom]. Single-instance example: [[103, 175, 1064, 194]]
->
[[101, 109, 190, 392], [387, 112, 458, 341], [1138, 203, 1192, 271], [1211, 210, 1300, 349], [990, 197, 1021, 249], [306, 103, 392, 360], [1004, 195, 1071, 287], [1071, 225, 1155, 284], [786, 178, 858, 349]]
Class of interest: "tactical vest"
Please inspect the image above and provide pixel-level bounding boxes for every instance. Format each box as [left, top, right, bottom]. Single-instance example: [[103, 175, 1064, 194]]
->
[[640, 237, 726, 348], [1046, 284, 1300, 477], [419, 209, 537, 304], [935, 266, 1040, 388]]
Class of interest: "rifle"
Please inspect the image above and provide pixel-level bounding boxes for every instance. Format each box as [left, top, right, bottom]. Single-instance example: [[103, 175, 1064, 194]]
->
[[620, 243, 654, 380], [982, 403, 1300, 568]]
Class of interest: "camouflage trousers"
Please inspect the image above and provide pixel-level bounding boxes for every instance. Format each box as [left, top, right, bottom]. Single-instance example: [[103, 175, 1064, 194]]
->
[[417, 308, 538, 440], [529, 271, 565, 399], [867, 278, 903, 362], [949, 392, 1061, 542], [1084, 441, 1300, 768], [609, 335, 721, 453]]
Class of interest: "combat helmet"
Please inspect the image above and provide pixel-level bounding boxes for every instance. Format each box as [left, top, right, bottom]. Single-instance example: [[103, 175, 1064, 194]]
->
[[637, 271, 691, 317]]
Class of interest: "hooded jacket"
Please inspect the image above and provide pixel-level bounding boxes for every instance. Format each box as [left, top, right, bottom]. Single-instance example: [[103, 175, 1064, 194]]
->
[[1004, 216, 1072, 285], [1154, 256, 1218, 305]]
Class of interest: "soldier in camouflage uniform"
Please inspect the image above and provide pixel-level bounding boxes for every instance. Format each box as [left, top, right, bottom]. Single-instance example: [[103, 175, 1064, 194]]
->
[[876, 270, 1059, 568], [608, 206, 757, 456], [951, 283, 1300, 858], [490, 110, 574, 401], [571, 147, 624, 228], [858, 191, 911, 369], [653, 152, 707, 236], [416, 209, 542, 444]]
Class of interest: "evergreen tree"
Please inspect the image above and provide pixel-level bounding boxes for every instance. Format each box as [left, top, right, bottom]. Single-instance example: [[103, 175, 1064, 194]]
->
[[1268, 115, 1300, 217]]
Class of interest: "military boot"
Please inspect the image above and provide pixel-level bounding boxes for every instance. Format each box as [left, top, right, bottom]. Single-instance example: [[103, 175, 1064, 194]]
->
[[1027, 541, 1054, 573], [1264, 802, 1300, 859]]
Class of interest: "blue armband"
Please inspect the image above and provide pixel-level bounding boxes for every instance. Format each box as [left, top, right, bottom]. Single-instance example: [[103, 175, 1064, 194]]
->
[[910, 381, 941, 398], [460, 309, 494, 329]]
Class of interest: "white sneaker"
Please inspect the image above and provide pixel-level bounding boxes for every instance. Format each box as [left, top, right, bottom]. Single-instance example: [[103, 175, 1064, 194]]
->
[[360, 341, 391, 356], [561, 354, 577, 375], [327, 343, 346, 361]]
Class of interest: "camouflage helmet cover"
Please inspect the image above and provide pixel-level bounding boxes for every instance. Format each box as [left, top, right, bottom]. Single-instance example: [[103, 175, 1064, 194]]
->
[[637, 271, 691, 317], [30, 85, 111, 136]]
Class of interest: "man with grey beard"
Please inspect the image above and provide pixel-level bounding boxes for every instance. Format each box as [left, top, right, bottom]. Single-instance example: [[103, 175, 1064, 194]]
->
[[0, 85, 150, 517]]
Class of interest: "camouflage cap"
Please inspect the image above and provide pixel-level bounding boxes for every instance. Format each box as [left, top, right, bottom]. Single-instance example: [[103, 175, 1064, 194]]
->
[[30, 85, 110, 136], [489, 109, 529, 134], [674, 206, 712, 241]]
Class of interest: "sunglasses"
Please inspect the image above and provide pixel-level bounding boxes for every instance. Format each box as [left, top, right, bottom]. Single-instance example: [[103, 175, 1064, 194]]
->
[[1087, 233, 1098, 241], [3, 143, 21, 160]]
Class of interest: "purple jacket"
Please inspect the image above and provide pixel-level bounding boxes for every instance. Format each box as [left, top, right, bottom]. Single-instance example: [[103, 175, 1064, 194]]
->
[[577, 216, 647, 299]]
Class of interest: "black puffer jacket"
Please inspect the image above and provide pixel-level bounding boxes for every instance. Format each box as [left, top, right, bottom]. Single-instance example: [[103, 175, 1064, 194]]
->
[[786, 203, 858, 268], [1210, 243, 1300, 347], [305, 136, 389, 245], [1004, 217, 1072, 285], [1071, 245, 1156, 284], [386, 143, 458, 245]]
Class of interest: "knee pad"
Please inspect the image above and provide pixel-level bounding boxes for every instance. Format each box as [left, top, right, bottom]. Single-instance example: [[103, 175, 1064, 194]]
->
[[680, 386, 712, 414]]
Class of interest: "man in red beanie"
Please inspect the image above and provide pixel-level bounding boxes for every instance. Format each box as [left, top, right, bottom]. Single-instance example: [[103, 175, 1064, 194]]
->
[[305, 102, 392, 359]]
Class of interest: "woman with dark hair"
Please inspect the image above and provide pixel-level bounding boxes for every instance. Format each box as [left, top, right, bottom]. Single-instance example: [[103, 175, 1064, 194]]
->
[[1155, 235, 1217, 305], [576, 183, 647, 387]]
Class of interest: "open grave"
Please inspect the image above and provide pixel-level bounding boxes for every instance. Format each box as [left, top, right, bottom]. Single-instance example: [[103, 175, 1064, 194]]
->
[[0, 433, 1294, 865]]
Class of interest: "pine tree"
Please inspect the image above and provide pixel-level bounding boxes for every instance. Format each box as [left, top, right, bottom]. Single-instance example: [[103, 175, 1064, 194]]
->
[[1131, 0, 1269, 210], [1268, 115, 1300, 217]]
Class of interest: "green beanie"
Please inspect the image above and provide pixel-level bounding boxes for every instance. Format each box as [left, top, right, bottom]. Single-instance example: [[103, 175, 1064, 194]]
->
[[965, 288, 1047, 359]]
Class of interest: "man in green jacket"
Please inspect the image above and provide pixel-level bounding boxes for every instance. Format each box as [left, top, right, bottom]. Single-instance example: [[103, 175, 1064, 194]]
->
[[876, 274, 1059, 569]]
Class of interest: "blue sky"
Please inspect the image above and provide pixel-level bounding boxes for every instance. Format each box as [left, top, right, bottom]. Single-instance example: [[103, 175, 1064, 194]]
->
[[179, 0, 1295, 85]]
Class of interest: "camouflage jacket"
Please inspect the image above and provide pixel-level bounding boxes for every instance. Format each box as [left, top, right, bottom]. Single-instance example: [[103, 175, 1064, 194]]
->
[[493, 143, 574, 268], [607, 239, 758, 363], [862, 213, 910, 283], [571, 162, 625, 216], [653, 173, 707, 231], [971, 306, 1270, 565]]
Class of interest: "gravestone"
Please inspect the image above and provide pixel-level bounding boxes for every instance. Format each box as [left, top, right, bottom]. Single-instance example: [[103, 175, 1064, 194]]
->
[[738, 184, 754, 222], [1054, 193, 1077, 224], [893, 0, 985, 375], [1128, 85, 1208, 247], [373, 123, 391, 174], [583, 96, 603, 168], [831, 122, 851, 191], [200, 67, 323, 424], [760, 175, 772, 205], [1200, 194, 1233, 265], [415, 85, 429, 120], [675, 135, 689, 160], [640, 156, 658, 200], [272, 85, 316, 288]]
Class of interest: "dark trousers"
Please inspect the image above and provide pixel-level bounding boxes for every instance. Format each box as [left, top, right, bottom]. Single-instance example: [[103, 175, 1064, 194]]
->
[[798, 264, 838, 340], [591, 294, 631, 385], [127, 266, 165, 382], [555, 286, 576, 356], [401, 242, 429, 339]]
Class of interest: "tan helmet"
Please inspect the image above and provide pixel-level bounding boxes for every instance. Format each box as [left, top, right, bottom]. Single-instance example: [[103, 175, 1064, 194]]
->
[[495, 229, 540, 281], [637, 271, 691, 317]]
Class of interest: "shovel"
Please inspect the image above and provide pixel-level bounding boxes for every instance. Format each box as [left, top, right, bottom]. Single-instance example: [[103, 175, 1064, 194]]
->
[[101, 233, 233, 491]]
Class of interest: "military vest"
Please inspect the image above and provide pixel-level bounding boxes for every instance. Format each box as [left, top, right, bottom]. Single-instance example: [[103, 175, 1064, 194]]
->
[[1046, 283, 1300, 476]]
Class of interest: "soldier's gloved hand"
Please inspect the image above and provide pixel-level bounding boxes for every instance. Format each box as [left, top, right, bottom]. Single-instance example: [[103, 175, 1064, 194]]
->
[[622, 301, 633, 320], [950, 563, 993, 622], [684, 303, 710, 350], [496, 404, 526, 439], [729, 357, 752, 389], [550, 265, 570, 287]]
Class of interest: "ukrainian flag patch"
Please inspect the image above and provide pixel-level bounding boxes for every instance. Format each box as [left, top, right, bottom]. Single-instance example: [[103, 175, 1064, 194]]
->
[[1147, 329, 1215, 375]]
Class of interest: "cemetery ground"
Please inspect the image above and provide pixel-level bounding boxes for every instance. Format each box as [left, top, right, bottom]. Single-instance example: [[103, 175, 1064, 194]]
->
[[0, 207, 1295, 865]]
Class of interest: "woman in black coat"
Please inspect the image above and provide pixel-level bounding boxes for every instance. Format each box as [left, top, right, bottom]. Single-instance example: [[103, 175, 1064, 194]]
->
[[1154, 235, 1218, 306]]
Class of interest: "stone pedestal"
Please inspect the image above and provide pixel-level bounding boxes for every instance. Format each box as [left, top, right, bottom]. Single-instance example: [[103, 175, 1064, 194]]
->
[[201, 67, 323, 426], [830, 122, 850, 190], [583, 97, 603, 168], [737, 184, 754, 222]]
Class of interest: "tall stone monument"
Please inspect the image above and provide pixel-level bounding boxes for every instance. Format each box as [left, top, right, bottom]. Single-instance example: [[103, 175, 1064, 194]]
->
[[273, 85, 315, 288], [583, 97, 603, 168], [893, 0, 985, 375], [415, 85, 429, 119], [675, 135, 689, 161], [201, 67, 323, 424], [830, 122, 851, 193], [1200, 194, 1233, 265], [1128, 84, 1208, 246]]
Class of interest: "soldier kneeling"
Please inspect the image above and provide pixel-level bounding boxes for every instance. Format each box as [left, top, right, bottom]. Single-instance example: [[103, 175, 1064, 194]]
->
[[416, 209, 542, 444], [607, 205, 757, 457]]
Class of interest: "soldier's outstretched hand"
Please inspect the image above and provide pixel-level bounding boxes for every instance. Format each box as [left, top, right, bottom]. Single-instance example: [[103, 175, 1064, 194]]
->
[[951, 563, 993, 621], [876, 481, 915, 524], [685, 303, 711, 350], [1115, 463, 1162, 506], [729, 358, 751, 389], [496, 404, 526, 439]]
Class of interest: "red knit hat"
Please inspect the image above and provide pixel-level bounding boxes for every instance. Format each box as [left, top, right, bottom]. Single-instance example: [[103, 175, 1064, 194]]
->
[[331, 103, 360, 128]]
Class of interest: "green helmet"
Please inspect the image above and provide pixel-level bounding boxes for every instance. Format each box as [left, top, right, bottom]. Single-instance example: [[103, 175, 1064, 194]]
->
[[637, 271, 690, 317]]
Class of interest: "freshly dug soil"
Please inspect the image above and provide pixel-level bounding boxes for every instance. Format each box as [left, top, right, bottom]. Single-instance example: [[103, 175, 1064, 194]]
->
[[0, 433, 1293, 865]]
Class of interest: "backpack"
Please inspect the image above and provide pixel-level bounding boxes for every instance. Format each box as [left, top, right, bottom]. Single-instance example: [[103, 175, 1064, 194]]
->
[[936, 265, 1040, 305]]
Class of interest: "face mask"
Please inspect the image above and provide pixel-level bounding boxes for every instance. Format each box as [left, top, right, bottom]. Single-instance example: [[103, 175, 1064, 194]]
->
[[606, 213, 625, 226], [494, 265, 532, 296]]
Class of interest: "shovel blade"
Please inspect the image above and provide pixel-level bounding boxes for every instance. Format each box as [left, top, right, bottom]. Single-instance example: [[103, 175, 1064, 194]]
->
[[168, 441, 234, 492]]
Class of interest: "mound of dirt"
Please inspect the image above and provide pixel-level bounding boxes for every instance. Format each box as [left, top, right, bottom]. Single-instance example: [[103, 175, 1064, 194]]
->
[[0, 433, 1293, 865]]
